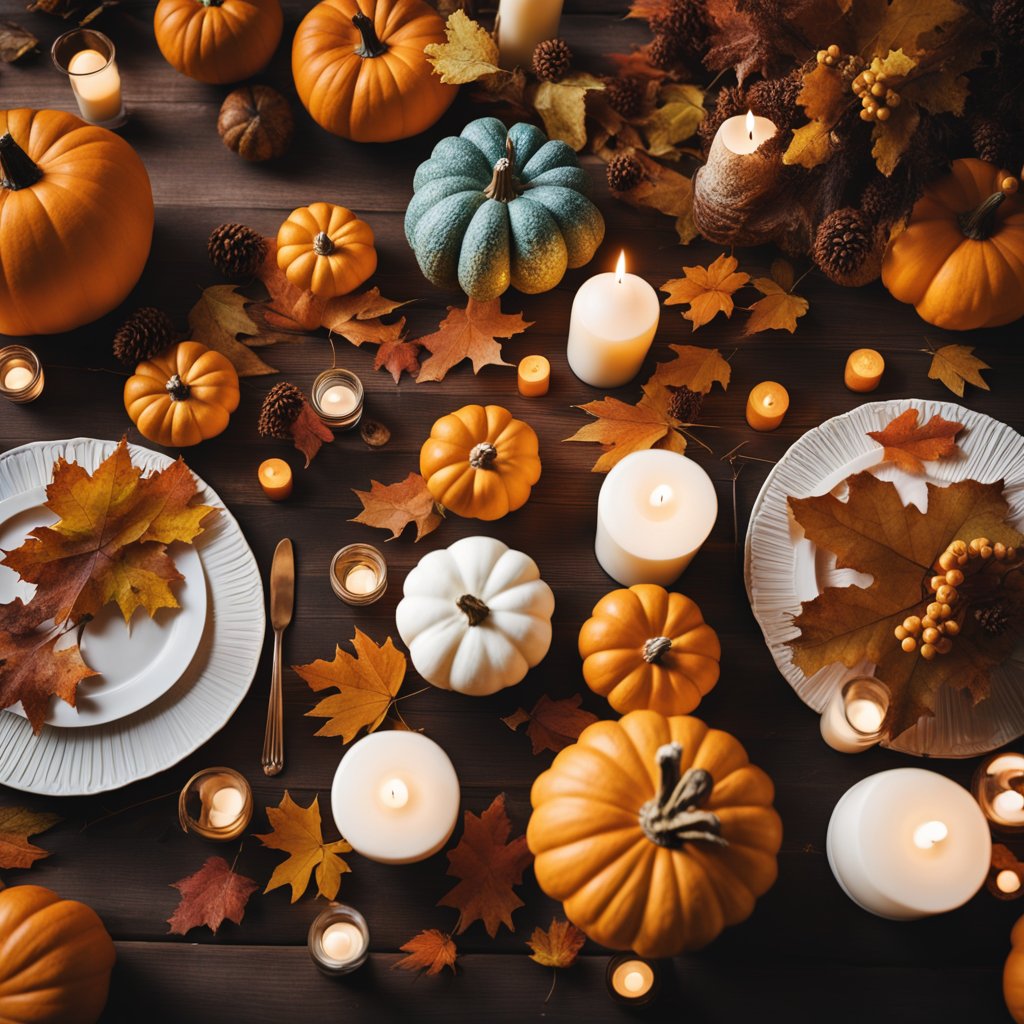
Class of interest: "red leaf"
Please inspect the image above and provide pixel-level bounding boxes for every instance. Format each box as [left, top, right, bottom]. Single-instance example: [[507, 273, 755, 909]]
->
[[394, 929, 458, 975], [167, 856, 259, 936], [289, 403, 334, 468]]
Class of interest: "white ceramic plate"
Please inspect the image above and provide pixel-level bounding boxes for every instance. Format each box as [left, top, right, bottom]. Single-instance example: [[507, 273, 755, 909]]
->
[[0, 439, 265, 795], [0, 486, 207, 728], [745, 399, 1024, 758]]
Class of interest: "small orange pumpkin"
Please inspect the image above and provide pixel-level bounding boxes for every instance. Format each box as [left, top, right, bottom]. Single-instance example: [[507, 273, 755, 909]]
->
[[579, 584, 721, 715], [0, 884, 115, 1024], [276, 203, 377, 298], [124, 340, 240, 448], [420, 404, 541, 521], [1007, 914, 1024, 1023]]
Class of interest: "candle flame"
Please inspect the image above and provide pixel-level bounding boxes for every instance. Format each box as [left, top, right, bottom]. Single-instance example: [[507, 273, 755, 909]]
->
[[745, 109, 755, 141], [997, 869, 1022, 894], [912, 820, 948, 849], [615, 250, 626, 284]]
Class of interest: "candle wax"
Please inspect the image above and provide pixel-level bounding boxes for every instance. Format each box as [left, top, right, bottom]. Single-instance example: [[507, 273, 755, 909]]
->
[[3, 365, 33, 391], [207, 785, 245, 829], [344, 564, 380, 596], [379, 777, 409, 808], [611, 960, 654, 998], [993, 789, 1024, 820], [258, 458, 293, 501], [844, 348, 885, 392], [321, 922, 366, 962], [67, 48, 122, 124], [745, 382, 789, 431], [846, 698, 885, 734], [320, 384, 358, 417], [517, 355, 550, 397]]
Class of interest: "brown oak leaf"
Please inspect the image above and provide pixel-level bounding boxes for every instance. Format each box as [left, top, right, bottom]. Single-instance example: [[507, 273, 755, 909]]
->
[[255, 792, 352, 903], [167, 856, 259, 936], [0, 21, 38, 63], [563, 397, 685, 473], [187, 285, 280, 376], [254, 239, 327, 333], [661, 254, 750, 330], [744, 261, 809, 335], [416, 299, 531, 383], [866, 408, 964, 475], [501, 694, 598, 755], [0, 807, 61, 869], [289, 404, 334, 468], [394, 929, 459, 975], [439, 794, 532, 937], [928, 344, 991, 398], [350, 473, 443, 542], [527, 919, 586, 968], [295, 628, 406, 744]]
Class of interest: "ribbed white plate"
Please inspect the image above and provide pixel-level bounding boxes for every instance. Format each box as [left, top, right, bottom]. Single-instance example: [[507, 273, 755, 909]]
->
[[0, 439, 265, 794], [745, 399, 1024, 758]]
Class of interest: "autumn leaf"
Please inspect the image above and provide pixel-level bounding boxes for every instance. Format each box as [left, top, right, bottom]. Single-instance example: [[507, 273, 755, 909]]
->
[[563, 397, 684, 473], [425, 10, 501, 84], [295, 629, 406, 744], [416, 299, 531, 383], [661, 254, 750, 331], [351, 473, 443, 542], [866, 408, 964, 475], [783, 119, 833, 170], [287, 405, 334, 469], [867, 0, 968, 54], [795, 63, 848, 125], [188, 285, 279, 376], [321, 288, 417, 381], [928, 344, 991, 397], [0, 807, 61, 869], [374, 336, 423, 383], [744, 260, 809, 335], [167, 856, 259, 936], [394, 929, 458, 976], [609, 150, 696, 244], [439, 794, 532, 937], [640, 343, 731, 419], [256, 792, 352, 903], [527, 919, 586, 968], [501, 694, 598, 755], [531, 73, 605, 152], [253, 239, 327, 333], [0, 21, 38, 63], [639, 83, 705, 160]]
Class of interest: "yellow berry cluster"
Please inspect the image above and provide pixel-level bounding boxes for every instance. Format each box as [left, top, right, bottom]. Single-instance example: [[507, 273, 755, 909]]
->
[[852, 61, 902, 123], [816, 44, 842, 67]]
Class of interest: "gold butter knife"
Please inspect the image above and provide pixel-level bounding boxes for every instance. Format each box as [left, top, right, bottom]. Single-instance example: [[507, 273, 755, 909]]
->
[[261, 538, 294, 776]]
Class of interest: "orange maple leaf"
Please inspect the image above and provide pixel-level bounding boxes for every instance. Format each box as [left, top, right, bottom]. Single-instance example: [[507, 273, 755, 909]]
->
[[527, 919, 586, 968], [255, 238, 327, 332], [563, 396, 685, 473], [743, 260, 809, 335], [167, 856, 259, 936], [866, 408, 964, 475], [661, 253, 750, 330], [350, 473, 443, 542], [0, 806, 61, 869], [322, 289, 417, 382], [394, 929, 459, 976], [438, 793, 532, 937], [501, 694, 598, 755]]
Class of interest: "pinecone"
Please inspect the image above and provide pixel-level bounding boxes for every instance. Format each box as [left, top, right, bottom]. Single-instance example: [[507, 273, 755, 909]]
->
[[861, 175, 908, 226], [747, 73, 801, 131], [975, 603, 1009, 636], [648, 32, 684, 70], [649, 0, 708, 64], [971, 115, 1015, 168], [258, 382, 305, 439], [667, 385, 704, 423], [112, 307, 176, 366], [993, 0, 1024, 46], [812, 208, 873, 279], [532, 38, 572, 82], [208, 222, 267, 279], [606, 76, 645, 118], [606, 152, 644, 192], [698, 85, 747, 155]]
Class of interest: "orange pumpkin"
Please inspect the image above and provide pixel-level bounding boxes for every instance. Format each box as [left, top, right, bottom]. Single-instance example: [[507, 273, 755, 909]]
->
[[154, 0, 283, 85], [0, 109, 153, 337], [124, 340, 240, 447], [0, 885, 115, 1024], [528, 711, 782, 957], [292, 0, 457, 143], [1007, 914, 1024, 1024], [420, 404, 541, 521], [579, 585, 721, 715], [276, 203, 377, 298], [882, 159, 1024, 330]]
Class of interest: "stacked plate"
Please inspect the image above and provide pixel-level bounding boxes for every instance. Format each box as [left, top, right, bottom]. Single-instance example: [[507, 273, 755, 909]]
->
[[0, 438, 265, 795]]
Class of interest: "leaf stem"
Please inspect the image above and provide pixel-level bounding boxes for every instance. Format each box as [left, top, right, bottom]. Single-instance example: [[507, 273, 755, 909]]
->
[[79, 789, 177, 832]]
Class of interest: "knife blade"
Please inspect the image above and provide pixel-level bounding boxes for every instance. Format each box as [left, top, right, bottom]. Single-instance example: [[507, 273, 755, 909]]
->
[[270, 538, 295, 631]]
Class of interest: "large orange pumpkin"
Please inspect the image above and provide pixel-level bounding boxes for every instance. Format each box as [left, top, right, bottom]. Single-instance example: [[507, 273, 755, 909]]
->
[[1007, 914, 1024, 1023], [528, 711, 782, 957], [292, 0, 457, 143], [154, 0, 283, 85], [881, 159, 1024, 330], [0, 884, 115, 1024], [0, 110, 153, 337]]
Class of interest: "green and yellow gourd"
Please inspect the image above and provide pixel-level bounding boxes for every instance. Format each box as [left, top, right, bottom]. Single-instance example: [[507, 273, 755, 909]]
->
[[405, 117, 604, 300]]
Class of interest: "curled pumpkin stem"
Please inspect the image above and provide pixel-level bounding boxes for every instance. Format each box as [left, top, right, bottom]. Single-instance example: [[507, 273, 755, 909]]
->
[[165, 374, 191, 401], [469, 442, 498, 468], [639, 742, 727, 849], [313, 231, 336, 256], [642, 636, 672, 663], [457, 594, 489, 626], [957, 191, 1006, 241]]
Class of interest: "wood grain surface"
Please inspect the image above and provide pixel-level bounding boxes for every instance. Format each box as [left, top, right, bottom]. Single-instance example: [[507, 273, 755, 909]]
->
[[0, 2, 1021, 1021]]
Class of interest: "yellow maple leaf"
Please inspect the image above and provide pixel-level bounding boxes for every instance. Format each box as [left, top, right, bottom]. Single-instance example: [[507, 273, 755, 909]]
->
[[744, 262, 809, 335], [424, 10, 501, 85], [927, 344, 991, 397], [795, 63, 848, 125], [527, 919, 586, 968], [563, 396, 682, 473], [530, 74, 605, 152], [871, 103, 920, 177], [783, 120, 833, 169], [640, 83, 705, 160], [660, 253, 750, 330], [640, 344, 731, 420]]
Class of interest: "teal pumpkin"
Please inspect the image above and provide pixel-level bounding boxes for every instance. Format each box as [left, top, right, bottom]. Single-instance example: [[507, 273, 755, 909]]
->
[[405, 117, 605, 300]]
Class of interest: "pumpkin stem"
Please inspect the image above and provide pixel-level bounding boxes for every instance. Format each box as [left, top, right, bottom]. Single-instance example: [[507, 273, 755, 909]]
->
[[483, 136, 520, 203], [457, 593, 490, 626], [642, 636, 672, 663], [958, 191, 1007, 241], [313, 231, 336, 257], [353, 12, 388, 58], [200, 0, 224, 5], [0, 134, 43, 192], [165, 374, 191, 401], [469, 442, 498, 468], [639, 742, 728, 849]]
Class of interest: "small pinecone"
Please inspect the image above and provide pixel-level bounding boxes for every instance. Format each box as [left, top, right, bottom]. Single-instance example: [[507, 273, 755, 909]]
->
[[258, 382, 304, 439], [747, 73, 801, 131], [699, 85, 747, 155], [812, 207, 873, 279], [993, 0, 1024, 46], [648, 32, 683, 70], [113, 307, 176, 366], [861, 175, 908, 227], [208, 222, 267, 279], [650, 0, 708, 64], [606, 76, 645, 118], [970, 115, 1015, 168], [532, 38, 572, 82], [975, 604, 1009, 636], [607, 153, 644, 192], [667, 385, 704, 423]]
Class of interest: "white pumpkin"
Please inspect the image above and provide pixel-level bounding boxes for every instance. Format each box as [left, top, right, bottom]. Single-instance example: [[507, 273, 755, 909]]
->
[[396, 536, 555, 696]]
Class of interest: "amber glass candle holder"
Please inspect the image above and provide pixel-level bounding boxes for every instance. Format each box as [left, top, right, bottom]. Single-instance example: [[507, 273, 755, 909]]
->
[[0, 346, 44, 404], [606, 954, 659, 1006], [308, 904, 370, 976], [311, 368, 364, 430], [178, 767, 253, 841], [330, 544, 387, 606]]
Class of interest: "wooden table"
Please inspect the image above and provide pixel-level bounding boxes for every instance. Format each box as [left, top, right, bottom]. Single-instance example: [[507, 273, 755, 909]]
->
[[2, 3, 1021, 1021]]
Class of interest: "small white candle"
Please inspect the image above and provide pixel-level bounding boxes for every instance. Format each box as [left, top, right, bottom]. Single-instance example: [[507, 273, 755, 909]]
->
[[344, 564, 380, 596], [3, 365, 33, 391], [495, 0, 564, 69], [594, 449, 717, 586], [320, 384, 358, 418], [68, 48, 123, 125], [207, 784, 245, 829], [566, 251, 660, 389], [974, 752, 1024, 827], [720, 109, 777, 155], [321, 921, 366, 963]]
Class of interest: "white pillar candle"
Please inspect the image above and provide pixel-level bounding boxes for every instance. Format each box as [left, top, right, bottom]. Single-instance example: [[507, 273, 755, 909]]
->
[[566, 252, 660, 389], [331, 731, 460, 865], [595, 449, 717, 587], [819, 677, 890, 754], [495, 0, 564, 70], [68, 48, 123, 125], [827, 768, 991, 920]]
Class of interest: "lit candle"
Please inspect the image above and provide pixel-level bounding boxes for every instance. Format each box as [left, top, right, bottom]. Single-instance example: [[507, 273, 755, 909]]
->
[[495, 0, 564, 69], [345, 564, 380, 596], [321, 922, 366, 963], [844, 348, 885, 392], [972, 752, 1024, 829], [819, 677, 890, 754], [566, 251, 660, 389], [517, 355, 550, 397], [595, 449, 717, 587], [330, 544, 387, 606], [308, 905, 370, 976], [178, 767, 252, 841], [207, 784, 245, 830], [997, 869, 1022, 895], [4, 366, 33, 391], [0, 346, 44, 404], [311, 368, 364, 429], [258, 458, 293, 501], [320, 384, 358, 418], [606, 955, 658, 1005], [745, 381, 789, 431], [827, 768, 991, 919], [331, 731, 460, 864]]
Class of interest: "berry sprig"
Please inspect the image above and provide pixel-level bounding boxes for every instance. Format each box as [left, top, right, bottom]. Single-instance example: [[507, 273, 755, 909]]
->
[[852, 58, 903, 123]]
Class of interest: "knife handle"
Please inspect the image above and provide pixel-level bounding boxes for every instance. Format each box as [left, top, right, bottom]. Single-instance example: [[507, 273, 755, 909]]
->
[[261, 627, 284, 776]]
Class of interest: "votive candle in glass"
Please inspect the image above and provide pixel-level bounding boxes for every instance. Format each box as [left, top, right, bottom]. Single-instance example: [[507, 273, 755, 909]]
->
[[308, 904, 370, 976], [178, 767, 253, 841], [972, 752, 1024, 830], [0, 346, 44, 404], [819, 677, 890, 753], [330, 544, 387, 606], [51, 29, 126, 128], [311, 368, 364, 430], [606, 955, 658, 1006]]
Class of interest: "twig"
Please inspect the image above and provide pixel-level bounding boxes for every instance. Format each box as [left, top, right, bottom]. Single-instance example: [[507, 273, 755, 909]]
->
[[719, 443, 779, 547], [544, 969, 558, 1005], [79, 789, 177, 832]]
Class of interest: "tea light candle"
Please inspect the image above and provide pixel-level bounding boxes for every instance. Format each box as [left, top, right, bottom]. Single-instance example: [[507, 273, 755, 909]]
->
[[495, 0, 564, 69], [819, 677, 890, 754], [308, 904, 371, 976], [322, 922, 365, 962], [606, 955, 658, 1005], [207, 784, 245, 830], [321, 385, 359, 418], [745, 381, 789, 431], [311, 368, 364, 429], [827, 768, 991, 919], [178, 767, 253, 841], [517, 355, 550, 397], [997, 869, 1022, 895], [845, 348, 885, 392], [972, 752, 1024, 829], [52, 30, 126, 128], [330, 544, 387, 606], [258, 459, 293, 501], [331, 731, 460, 865], [0, 346, 44, 404], [566, 251, 660, 389], [595, 449, 717, 586]]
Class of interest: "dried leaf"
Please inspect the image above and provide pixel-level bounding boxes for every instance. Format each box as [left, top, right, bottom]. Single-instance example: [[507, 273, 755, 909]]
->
[[351, 473, 443, 542], [394, 929, 458, 975], [0, 21, 38, 62], [374, 335, 422, 383], [527, 919, 586, 968], [795, 63, 847, 125], [871, 102, 920, 177], [0, 807, 61, 869], [501, 694, 598, 755], [167, 856, 259, 936], [323, 287, 412, 327], [416, 299, 531, 383], [188, 285, 279, 376], [439, 794, 532, 937], [255, 792, 352, 903], [425, 10, 501, 84], [642, 344, 732, 417], [639, 83, 705, 160], [289, 404, 334, 468], [563, 397, 682, 473], [928, 344, 991, 397], [295, 629, 406, 744], [530, 73, 605, 152], [661, 254, 750, 331], [610, 150, 696, 244], [744, 269, 809, 335], [866, 408, 964, 474], [869, 0, 968, 54], [783, 120, 833, 170], [253, 239, 326, 333]]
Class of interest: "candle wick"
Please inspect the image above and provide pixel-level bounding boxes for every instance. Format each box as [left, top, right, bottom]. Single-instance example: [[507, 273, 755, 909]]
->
[[748, 131, 753, 141]]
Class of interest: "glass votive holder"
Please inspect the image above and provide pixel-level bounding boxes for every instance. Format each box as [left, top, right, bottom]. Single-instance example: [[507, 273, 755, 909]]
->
[[606, 954, 659, 1006], [308, 903, 370, 976], [0, 346, 44, 404], [51, 29, 126, 129], [311, 368, 364, 430], [178, 767, 253, 841], [330, 544, 387, 606], [819, 677, 890, 754], [973, 752, 1024, 830], [988, 845, 1024, 901]]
